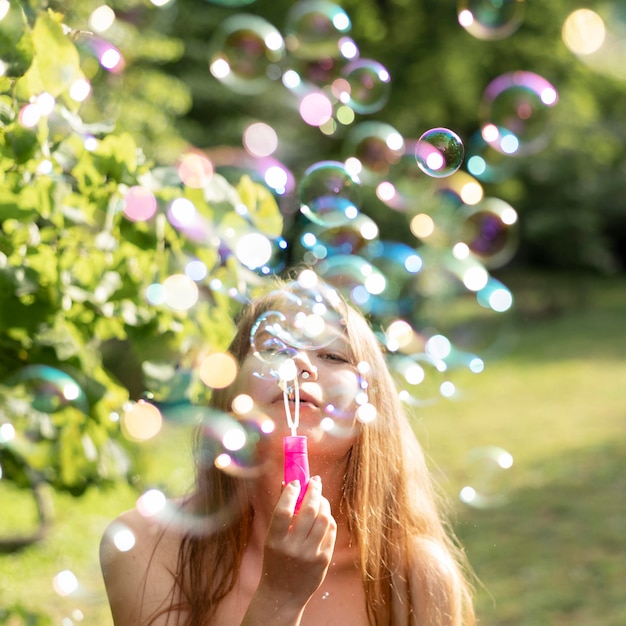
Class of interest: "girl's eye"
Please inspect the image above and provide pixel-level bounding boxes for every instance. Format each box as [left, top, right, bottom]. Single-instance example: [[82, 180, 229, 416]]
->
[[258, 338, 291, 355], [319, 352, 350, 363]]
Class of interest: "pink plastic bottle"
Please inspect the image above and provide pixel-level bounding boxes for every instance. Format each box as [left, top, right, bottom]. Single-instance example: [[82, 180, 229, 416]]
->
[[283, 435, 310, 513]]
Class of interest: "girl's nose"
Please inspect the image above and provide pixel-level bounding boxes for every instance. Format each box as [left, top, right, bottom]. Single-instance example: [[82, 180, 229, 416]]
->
[[293, 350, 318, 381]]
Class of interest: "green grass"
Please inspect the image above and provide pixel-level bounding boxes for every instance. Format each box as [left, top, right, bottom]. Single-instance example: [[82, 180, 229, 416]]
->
[[1, 272, 625, 625], [417, 272, 626, 626]]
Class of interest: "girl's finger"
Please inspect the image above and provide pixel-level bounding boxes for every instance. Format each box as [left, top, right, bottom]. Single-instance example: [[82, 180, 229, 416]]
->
[[268, 480, 300, 537]]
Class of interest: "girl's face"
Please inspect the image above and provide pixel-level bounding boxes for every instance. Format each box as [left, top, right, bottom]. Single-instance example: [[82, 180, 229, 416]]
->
[[234, 322, 365, 452]]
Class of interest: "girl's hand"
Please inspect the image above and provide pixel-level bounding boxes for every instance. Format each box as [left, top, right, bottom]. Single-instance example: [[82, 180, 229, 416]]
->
[[255, 476, 337, 615]]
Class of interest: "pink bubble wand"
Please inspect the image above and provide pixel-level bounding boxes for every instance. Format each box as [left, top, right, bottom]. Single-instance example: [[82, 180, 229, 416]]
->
[[278, 359, 310, 513]]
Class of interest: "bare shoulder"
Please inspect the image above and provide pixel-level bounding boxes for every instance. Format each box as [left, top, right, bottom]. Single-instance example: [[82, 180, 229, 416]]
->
[[399, 536, 471, 626], [100, 506, 184, 625], [408, 536, 463, 580]]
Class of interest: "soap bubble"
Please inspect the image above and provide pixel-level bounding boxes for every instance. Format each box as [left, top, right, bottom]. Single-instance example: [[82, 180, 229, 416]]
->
[[79, 35, 125, 73], [206, 0, 257, 6], [177, 152, 214, 188], [250, 310, 299, 380], [480, 71, 558, 156], [315, 253, 388, 314], [319, 367, 372, 437], [415, 128, 465, 178], [123, 186, 157, 222], [457, 0, 525, 41], [388, 353, 450, 407], [210, 147, 296, 200], [459, 445, 515, 508], [476, 276, 514, 313], [198, 405, 273, 480], [299, 160, 361, 227], [343, 122, 405, 181], [249, 281, 346, 376], [457, 197, 519, 268], [465, 130, 516, 183], [359, 240, 424, 317], [407, 249, 515, 357], [338, 59, 391, 115], [5, 365, 89, 415], [209, 15, 285, 94], [122, 400, 163, 442], [296, 211, 379, 264], [299, 90, 334, 127], [285, 0, 352, 60]]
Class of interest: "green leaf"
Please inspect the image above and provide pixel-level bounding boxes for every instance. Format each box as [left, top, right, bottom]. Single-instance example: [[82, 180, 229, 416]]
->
[[35, 316, 84, 362], [236, 175, 283, 237], [92, 133, 139, 183], [0, 190, 34, 222], [15, 10, 84, 100], [0, 95, 16, 127], [3, 124, 39, 165], [0, 2, 34, 77]]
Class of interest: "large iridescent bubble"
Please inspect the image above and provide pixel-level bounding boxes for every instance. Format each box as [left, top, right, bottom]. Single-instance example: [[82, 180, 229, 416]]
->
[[284, 0, 352, 60], [339, 59, 391, 115], [209, 15, 285, 94], [456, 197, 519, 269], [5, 365, 89, 415], [480, 71, 558, 156], [296, 211, 379, 265], [457, 0, 526, 41], [299, 160, 361, 227], [465, 130, 517, 183], [459, 445, 515, 508], [343, 121, 405, 182]]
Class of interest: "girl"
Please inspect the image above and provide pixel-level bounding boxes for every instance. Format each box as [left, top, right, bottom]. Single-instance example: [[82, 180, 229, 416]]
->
[[100, 273, 476, 625]]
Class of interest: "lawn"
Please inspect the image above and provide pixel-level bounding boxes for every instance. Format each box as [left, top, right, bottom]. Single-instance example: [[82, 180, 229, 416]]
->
[[1, 271, 625, 625]]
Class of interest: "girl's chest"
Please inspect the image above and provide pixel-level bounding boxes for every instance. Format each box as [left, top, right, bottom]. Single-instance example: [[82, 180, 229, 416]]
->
[[213, 556, 369, 626]]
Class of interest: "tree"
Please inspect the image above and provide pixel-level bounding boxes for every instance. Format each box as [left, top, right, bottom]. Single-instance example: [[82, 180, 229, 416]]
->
[[0, 0, 281, 558]]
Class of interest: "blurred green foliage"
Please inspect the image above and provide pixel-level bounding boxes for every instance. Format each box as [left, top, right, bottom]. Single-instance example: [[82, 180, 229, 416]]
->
[[0, 2, 281, 505], [154, 0, 626, 272]]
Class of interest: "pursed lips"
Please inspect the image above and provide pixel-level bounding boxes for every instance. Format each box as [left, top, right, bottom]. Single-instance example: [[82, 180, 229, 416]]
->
[[273, 389, 320, 407]]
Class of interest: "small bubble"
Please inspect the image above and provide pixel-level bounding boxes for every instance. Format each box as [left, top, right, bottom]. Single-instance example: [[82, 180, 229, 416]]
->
[[112, 526, 136, 552], [123, 186, 157, 222], [199, 352, 239, 390], [53, 570, 79, 597], [137, 489, 167, 517], [122, 400, 163, 441], [415, 128, 464, 178]]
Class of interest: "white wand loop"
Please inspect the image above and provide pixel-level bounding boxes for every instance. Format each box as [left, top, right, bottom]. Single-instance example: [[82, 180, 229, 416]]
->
[[279, 357, 310, 513], [278, 358, 299, 436]]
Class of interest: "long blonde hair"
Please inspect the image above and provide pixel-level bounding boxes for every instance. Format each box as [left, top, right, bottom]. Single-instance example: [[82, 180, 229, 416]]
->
[[154, 278, 475, 625]]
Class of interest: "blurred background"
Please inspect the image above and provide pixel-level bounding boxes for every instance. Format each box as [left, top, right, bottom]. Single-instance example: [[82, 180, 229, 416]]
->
[[0, 0, 624, 624]]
